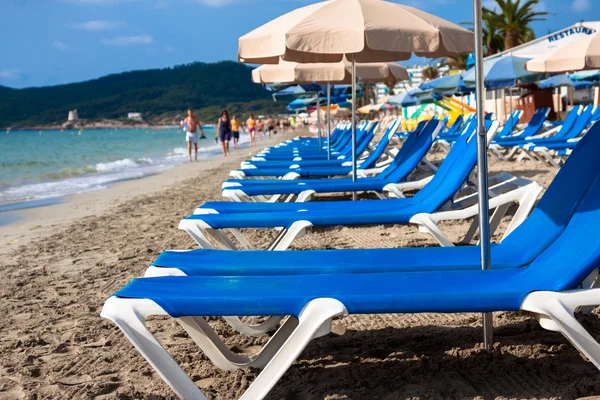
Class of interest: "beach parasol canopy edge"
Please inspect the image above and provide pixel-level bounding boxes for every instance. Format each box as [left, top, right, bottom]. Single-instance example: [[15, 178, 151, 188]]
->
[[238, 0, 475, 64], [526, 31, 600, 73], [251, 58, 409, 85]]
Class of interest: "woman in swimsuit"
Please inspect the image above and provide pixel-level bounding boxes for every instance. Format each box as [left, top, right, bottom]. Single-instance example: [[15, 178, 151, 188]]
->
[[217, 110, 232, 156], [246, 114, 256, 147]]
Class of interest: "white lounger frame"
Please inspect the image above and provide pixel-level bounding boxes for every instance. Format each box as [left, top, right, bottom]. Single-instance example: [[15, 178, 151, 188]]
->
[[101, 286, 600, 400]]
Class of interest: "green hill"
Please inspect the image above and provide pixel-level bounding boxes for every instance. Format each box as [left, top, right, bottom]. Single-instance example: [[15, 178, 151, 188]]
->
[[0, 61, 286, 128]]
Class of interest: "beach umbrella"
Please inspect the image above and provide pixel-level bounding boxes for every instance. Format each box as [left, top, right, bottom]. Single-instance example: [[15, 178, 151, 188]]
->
[[526, 31, 600, 73], [420, 73, 473, 95], [253, 58, 409, 158], [464, 54, 544, 122], [388, 90, 419, 107], [463, 54, 544, 90], [239, 0, 474, 189], [571, 69, 600, 81], [538, 74, 593, 90]]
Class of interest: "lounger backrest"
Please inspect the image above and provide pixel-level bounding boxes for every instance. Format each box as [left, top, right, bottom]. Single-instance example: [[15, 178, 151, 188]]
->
[[515, 107, 549, 138], [379, 120, 440, 181], [522, 125, 600, 290], [446, 115, 464, 135], [554, 105, 581, 137], [498, 120, 600, 263], [360, 120, 401, 168], [412, 120, 496, 211], [555, 105, 593, 139], [496, 111, 522, 139]]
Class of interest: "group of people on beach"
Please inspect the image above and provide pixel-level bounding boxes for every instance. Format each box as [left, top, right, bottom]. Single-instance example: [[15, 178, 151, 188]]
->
[[183, 107, 292, 160]]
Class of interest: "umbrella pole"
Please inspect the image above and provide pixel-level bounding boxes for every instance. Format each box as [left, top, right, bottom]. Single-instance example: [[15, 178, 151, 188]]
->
[[327, 83, 332, 160], [317, 91, 322, 150], [351, 54, 357, 200], [461, 94, 465, 116], [555, 87, 560, 119], [473, 0, 493, 350], [509, 88, 513, 117]]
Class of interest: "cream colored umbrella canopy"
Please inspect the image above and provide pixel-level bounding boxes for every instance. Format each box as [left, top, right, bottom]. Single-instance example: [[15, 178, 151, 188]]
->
[[526, 32, 600, 73], [251, 58, 409, 85], [238, 0, 474, 64]]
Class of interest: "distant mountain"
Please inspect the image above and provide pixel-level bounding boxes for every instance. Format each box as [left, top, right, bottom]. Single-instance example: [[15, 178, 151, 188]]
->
[[0, 61, 286, 127]]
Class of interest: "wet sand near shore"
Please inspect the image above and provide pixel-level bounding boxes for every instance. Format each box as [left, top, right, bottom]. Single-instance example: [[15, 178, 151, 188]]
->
[[1, 128, 599, 399]]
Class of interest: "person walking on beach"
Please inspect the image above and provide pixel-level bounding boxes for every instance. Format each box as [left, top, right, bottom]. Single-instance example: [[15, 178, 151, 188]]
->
[[182, 108, 206, 162], [266, 116, 275, 138], [246, 114, 256, 147], [217, 110, 232, 156], [231, 115, 241, 150], [257, 119, 264, 141]]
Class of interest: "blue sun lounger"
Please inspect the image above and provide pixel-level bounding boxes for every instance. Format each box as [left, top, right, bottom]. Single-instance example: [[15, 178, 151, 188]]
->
[[179, 120, 540, 249], [103, 152, 600, 398], [220, 119, 444, 203], [148, 121, 600, 281], [255, 122, 378, 161], [232, 121, 401, 179], [236, 120, 401, 174], [488, 107, 552, 160]]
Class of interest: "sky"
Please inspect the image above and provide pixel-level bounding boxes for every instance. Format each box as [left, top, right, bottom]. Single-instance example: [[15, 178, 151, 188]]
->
[[1, 0, 598, 88]]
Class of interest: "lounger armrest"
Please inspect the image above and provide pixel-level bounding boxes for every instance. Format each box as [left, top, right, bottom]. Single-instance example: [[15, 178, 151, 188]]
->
[[382, 176, 434, 198]]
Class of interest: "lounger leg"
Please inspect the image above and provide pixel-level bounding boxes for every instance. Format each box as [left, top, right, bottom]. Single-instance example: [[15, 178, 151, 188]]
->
[[579, 270, 600, 314], [296, 190, 315, 203], [178, 315, 298, 370], [521, 290, 600, 370], [269, 221, 313, 251], [409, 214, 455, 247], [240, 298, 347, 400], [101, 297, 209, 399], [228, 229, 255, 250], [222, 316, 285, 336], [178, 220, 216, 249]]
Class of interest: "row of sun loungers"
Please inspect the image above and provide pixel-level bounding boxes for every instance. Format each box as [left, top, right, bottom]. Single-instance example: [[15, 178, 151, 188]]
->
[[102, 108, 600, 399]]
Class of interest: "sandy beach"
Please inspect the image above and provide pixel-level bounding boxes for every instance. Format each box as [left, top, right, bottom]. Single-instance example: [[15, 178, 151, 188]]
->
[[1, 127, 599, 400]]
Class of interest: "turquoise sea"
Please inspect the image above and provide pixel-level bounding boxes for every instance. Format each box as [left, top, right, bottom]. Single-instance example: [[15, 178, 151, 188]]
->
[[0, 126, 243, 213]]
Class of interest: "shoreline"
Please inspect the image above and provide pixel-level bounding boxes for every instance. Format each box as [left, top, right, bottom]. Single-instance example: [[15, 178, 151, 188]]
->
[[0, 130, 296, 253]]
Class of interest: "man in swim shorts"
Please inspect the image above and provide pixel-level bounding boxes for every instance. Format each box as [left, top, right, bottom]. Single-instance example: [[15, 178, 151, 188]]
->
[[182, 108, 206, 162]]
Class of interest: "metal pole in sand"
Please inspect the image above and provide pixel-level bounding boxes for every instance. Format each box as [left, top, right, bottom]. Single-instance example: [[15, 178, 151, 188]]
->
[[473, 0, 493, 349], [351, 54, 358, 200], [327, 82, 332, 160], [316, 91, 322, 150]]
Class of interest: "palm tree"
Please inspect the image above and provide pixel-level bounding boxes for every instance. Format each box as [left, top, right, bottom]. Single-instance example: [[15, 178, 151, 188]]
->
[[486, 0, 550, 50], [445, 53, 469, 70], [462, 10, 504, 56], [421, 65, 440, 81]]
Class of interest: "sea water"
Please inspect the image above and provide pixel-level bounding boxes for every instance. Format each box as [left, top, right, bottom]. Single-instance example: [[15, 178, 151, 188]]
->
[[0, 126, 247, 211]]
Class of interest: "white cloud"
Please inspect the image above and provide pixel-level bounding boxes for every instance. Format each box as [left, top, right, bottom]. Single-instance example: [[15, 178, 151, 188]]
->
[[72, 20, 123, 31], [52, 40, 69, 51], [0, 69, 23, 80], [572, 0, 591, 12], [165, 45, 176, 53], [101, 34, 153, 46]]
